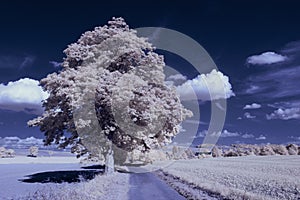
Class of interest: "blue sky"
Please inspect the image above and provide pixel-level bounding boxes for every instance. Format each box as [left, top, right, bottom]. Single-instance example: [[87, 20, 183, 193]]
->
[[0, 0, 299, 145]]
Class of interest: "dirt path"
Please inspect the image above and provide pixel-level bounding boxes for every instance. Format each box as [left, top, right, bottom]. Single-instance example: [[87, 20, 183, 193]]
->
[[129, 172, 186, 200]]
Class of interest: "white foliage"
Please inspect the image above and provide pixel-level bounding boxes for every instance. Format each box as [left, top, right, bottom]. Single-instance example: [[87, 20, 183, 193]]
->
[[208, 144, 299, 157], [18, 173, 129, 200], [161, 156, 300, 200], [0, 147, 15, 158], [259, 145, 276, 156], [29, 146, 39, 157], [211, 146, 222, 157], [28, 17, 192, 167], [286, 144, 298, 155], [271, 145, 289, 155]]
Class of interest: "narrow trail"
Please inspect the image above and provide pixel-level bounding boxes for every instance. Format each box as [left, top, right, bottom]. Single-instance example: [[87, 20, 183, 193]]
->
[[129, 172, 186, 200]]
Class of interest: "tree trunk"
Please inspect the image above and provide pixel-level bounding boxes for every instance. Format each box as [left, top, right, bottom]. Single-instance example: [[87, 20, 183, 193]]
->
[[105, 148, 114, 174]]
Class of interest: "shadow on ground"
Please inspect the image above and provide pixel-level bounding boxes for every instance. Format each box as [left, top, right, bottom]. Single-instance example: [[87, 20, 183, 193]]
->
[[19, 165, 104, 183]]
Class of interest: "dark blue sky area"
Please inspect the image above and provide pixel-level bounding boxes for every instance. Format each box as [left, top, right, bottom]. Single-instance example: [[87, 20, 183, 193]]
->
[[0, 0, 300, 145]]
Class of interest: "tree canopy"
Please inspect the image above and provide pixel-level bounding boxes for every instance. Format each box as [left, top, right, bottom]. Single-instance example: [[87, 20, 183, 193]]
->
[[28, 17, 192, 164]]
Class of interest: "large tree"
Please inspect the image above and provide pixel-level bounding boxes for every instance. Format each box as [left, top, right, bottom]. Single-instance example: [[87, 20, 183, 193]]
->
[[28, 17, 192, 172]]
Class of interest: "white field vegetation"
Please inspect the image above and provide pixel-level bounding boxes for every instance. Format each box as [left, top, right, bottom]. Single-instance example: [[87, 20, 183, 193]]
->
[[17, 173, 129, 200], [159, 155, 300, 200]]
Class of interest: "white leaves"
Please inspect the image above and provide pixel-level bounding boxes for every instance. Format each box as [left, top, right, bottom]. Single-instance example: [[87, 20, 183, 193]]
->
[[75, 119, 92, 129], [29, 17, 192, 162]]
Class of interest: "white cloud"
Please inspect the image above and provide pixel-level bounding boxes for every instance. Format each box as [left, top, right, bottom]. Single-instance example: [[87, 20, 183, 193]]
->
[[176, 69, 235, 101], [244, 103, 261, 110], [246, 52, 287, 65], [221, 130, 240, 137], [197, 129, 240, 138], [268, 101, 300, 109], [245, 85, 261, 94], [0, 78, 49, 114], [266, 108, 300, 120], [256, 135, 266, 140], [185, 119, 208, 125], [19, 56, 35, 69], [197, 130, 257, 140], [167, 74, 187, 81], [196, 130, 207, 138], [0, 136, 44, 149], [49, 61, 62, 68], [289, 136, 300, 141], [281, 40, 300, 54], [178, 124, 186, 133], [287, 135, 300, 145], [244, 112, 256, 119], [241, 134, 255, 139], [166, 73, 187, 86], [244, 65, 300, 98], [215, 102, 225, 111], [0, 55, 35, 69]]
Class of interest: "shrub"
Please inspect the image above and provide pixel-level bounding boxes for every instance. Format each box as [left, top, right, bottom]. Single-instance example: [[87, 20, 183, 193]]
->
[[286, 144, 298, 155], [28, 146, 39, 157]]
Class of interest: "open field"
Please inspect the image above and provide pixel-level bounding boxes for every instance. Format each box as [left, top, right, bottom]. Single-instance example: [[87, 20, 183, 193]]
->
[[159, 155, 300, 200], [0, 155, 129, 200], [1, 153, 299, 199]]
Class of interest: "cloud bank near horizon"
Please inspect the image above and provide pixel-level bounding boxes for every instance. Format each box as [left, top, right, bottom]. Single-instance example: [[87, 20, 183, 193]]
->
[[0, 136, 44, 149]]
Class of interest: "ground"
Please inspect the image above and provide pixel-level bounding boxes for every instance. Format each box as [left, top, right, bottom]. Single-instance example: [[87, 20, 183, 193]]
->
[[0, 151, 299, 200], [159, 155, 300, 200]]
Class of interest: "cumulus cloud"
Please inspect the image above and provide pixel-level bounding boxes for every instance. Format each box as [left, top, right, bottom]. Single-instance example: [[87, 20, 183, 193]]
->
[[266, 108, 300, 120], [256, 135, 266, 140], [167, 74, 187, 81], [166, 73, 187, 86], [244, 103, 261, 110], [0, 78, 49, 114], [241, 133, 255, 139], [176, 69, 235, 101], [244, 112, 256, 119], [220, 130, 240, 137], [246, 52, 287, 65]]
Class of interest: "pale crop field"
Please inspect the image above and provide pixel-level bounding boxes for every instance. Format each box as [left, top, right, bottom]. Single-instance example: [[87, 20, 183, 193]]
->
[[160, 155, 300, 200]]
